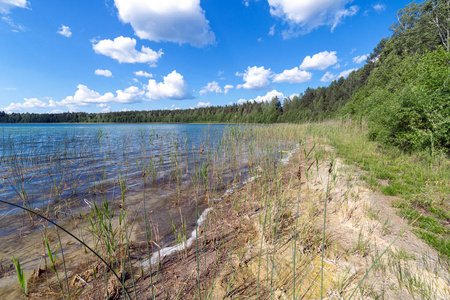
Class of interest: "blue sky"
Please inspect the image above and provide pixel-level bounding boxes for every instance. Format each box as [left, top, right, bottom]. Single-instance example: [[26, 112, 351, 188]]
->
[[0, 0, 412, 113]]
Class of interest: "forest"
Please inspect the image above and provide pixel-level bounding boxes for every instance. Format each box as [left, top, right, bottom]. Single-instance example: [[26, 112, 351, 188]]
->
[[1, 0, 448, 154]]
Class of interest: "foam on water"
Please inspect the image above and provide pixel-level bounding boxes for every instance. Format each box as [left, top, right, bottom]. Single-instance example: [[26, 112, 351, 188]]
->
[[142, 207, 213, 266]]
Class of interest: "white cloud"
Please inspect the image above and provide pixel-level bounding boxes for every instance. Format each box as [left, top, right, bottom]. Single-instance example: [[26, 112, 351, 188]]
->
[[145, 70, 193, 100], [199, 81, 222, 95], [373, 4, 386, 12], [353, 54, 369, 64], [331, 5, 358, 32], [93, 36, 163, 64], [2, 16, 25, 31], [267, 0, 358, 36], [320, 71, 337, 82], [3, 97, 56, 112], [236, 66, 272, 90], [224, 84, 233, 95], [116, 86, 144, 102], [269, 24, 275, 36], [0, 0, 29, 14], [197, 101, 211, 107], [273, 67, 312, 83], [57, 25, 72, 37], [338, 68, 356, 78], [0, 86, 17, 91], [134, 71, 153, 78], [95, 69, 113, 77], [114, 0, 215, 47], [239, 89, 285, 104], [58, 84, 144, 111], [300, 51, 338, 70], [320, 68, 357, 82]]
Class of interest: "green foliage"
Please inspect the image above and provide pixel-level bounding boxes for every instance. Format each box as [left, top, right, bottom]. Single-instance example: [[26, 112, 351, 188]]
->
[[348, 48, 450, 153], [13, 255, 27, 297], [0, 0, 448, 155]]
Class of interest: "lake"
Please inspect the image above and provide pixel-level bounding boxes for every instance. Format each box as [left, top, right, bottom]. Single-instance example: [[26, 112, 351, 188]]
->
[[0, 123, 297, 298], [0, 123, 254, 234]]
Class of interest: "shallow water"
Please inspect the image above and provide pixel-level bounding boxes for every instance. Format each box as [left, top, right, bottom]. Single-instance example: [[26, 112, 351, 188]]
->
[[0, 123, 292, 299], [0, 124, 231, 215], [0, 123, 257, 251]]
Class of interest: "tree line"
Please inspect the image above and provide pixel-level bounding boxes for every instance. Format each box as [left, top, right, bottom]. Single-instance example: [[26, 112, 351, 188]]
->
[[1, 0, 448, 153]]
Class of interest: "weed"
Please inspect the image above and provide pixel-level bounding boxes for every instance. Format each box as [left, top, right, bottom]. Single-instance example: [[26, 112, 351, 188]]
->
[[12, 255, 27, 298]]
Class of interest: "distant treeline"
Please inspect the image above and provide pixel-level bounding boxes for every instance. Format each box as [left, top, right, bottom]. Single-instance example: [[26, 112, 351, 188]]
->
[[0, 64, 371, 125], [1, 0, 448, 153]]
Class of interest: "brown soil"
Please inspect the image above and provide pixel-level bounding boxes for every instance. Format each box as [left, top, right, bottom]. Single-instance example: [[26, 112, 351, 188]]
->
[[2, 141, 449, 299]]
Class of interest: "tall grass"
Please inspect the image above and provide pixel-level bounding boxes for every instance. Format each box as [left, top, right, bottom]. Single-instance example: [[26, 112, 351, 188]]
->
[[1, 121, 448, 299]]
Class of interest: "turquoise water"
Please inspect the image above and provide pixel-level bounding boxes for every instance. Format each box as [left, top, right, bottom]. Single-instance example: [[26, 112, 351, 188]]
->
[[0, 123, 244, 233]]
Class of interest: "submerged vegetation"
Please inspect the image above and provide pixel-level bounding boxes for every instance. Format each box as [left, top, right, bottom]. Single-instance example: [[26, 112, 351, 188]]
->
[[0, 0, 449, 299]]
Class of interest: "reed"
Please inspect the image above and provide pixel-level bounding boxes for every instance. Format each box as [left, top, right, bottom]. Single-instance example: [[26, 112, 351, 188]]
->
[[1, 122, 448, 299]]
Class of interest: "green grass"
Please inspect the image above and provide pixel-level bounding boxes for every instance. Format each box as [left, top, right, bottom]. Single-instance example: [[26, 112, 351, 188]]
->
[[304, 120, 450, 257], [3, 121, 449, 299]]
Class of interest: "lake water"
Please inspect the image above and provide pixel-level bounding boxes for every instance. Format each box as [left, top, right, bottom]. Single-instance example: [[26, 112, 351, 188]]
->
[[0, 123, 261, 237], [0, 123, 296, 298]]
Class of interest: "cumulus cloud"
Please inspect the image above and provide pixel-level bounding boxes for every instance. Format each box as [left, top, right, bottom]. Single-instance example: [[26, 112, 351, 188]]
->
[[97, 104, 111, 113], [95, 69, 113, 77], [236, 66, 272, 90], [320, 68, 357, 82], [145, 70, 193, 100], [273, 67, 312, 83], [353, 54, 369, 64], [338, 68, 356, 78], [57, 25, 72, 37], [58, 84, 144, 111], [134, 70, 153, 77], [320, 71, 336, 82], [93, 36, 163, 64], [114, 0, 215, 47], [3, 97, 56, 112], [300, 51, 338, 70], [238, 89, 285, 104], [116, 86, 144, 102], [224, 84, 233, 95], [197, 101, 212, 107], [199, 81, 222, 95], [267, 0, 358, 36], [0, 0, 29, 14]]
